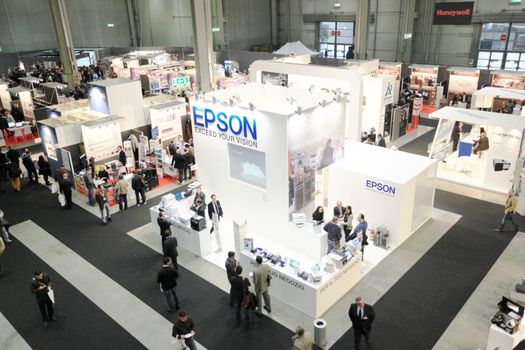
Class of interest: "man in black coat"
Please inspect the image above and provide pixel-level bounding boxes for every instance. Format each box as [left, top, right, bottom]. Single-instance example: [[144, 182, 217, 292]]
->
[[156, 257, 180, 312], [173, 152, 186, 184], [6, 146, 19, 165], [31, 270, 57, 326], [157, 209, 172, 252], [117, 145, 127, 173], [59, 173, 73, 209], [22, 149, 38, 184], [225, 251, 238, 306], [163, 236, 179, 271], [348, 296, 376, 349], [131, 170, 147, 206], [229, 265, 251, 324]]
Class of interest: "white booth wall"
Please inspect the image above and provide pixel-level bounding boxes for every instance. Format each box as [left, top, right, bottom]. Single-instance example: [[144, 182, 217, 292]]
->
[[328, 141, 437, 247]]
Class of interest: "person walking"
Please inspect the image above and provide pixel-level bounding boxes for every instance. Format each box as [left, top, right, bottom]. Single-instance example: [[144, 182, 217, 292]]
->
[[173, 151, 187, 184], [253, 255, 271, 316], [37, 155, 51, 186], [163, 235, 179, 271], [324, 216, 342, 254], [31, 270, 57, 326], [114, 174, 128, 211], [83, 168, 95, 206], [6, 146, 19, 165], [172, 311, 197, 350], [0, 235, 5, 277], [225, 251, 238, 307], [95, 185, 111, 225], [157, 257, 181, 313], [59, 173, 73, 209], [131, 170, 147, 206], [22, 149, 38, 184], [495, 189, 520, 233], [291, 326, 313, 350], [157, 209, 172, 251], [230, 265, 251, 325], [6, 161, 22, 192], [207, 194, 223, 235], [0, 209, 13, 243], [348, 296, 375, 350]]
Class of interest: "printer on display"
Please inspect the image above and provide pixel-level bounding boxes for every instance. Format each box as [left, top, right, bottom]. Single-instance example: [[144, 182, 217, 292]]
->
[[190, 215, 206, 231]]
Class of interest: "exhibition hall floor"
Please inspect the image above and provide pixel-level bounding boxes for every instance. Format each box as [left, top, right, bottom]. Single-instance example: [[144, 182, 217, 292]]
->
[[1, 134, 525, 349]]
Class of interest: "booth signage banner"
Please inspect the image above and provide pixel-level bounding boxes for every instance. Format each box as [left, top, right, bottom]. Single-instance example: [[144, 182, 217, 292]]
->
[[88, 86, 110, 115], [383, 80, 394, 105], [81, 121, 122, 161], [192, 105, 259, 149], [412, 97, 423, 117], [433, 2, 474, 25]]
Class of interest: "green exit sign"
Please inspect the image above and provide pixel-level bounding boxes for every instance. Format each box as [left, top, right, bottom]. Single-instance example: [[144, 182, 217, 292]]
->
[[510, 0, 522, 4], [173, 77, 189, 85]]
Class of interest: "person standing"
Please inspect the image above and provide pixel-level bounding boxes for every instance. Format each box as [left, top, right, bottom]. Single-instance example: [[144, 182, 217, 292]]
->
[[207, 194, 223, 235], [22, 149, 38, 184], [163, 235, 179, 271], [114, 174, 128, 211], [117, 146, 127, 173], [184, 144, 194, 180], [495, 189, 519, 233], [37, 155, 51, 186], [343, 206, 354, 242], [312, 206, 325, 224], [172, 311, 197, 350], [157, 257, 181, 312], [230, 265, 251, 325], [173, 151, 187, 184], [253, 255, 271, 316], [190, 199, 206, 218], [324, 216, 342, 253], [0, 148, 7, 181], [83, 168, 95, 206], [6, 161, 22, 192], [225, 251, 238, 307], [157, 209, 172, 251], [31, 270, 57, 326], [95, 185, 111, 225], [131, 170, 147, 206], [6, 146, 20, 167], [0, 209, 13, 243], [348, 296, 375, 350], [376, 134, 386, 148], [333, 200, 346, 218], [193, 186, 205, 206], [0, 235, 5, 277], [451, 121, 463, 152], [59, 173, 73, 209], [291, 326, 313, 350], [351, 214, 369, 260]]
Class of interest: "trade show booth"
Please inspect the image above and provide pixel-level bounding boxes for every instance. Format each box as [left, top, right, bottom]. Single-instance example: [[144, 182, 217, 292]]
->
[[328, 141, 437, 247], [491, 71, 525, 90], [378, 61, 403, 103], [408, 64, 443, 109], [471, 87, 525, 114], [428, 107, 525, 194], [447, 67, 480, 107]]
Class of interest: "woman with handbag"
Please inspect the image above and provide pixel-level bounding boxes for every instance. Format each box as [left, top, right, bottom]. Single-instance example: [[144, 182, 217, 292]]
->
[[0, 209, 12, 243]]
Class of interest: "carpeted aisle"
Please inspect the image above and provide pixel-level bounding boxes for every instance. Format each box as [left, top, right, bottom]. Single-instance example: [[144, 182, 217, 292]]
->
[[0, 181, 300, 350], [330, 189, 524, 350]]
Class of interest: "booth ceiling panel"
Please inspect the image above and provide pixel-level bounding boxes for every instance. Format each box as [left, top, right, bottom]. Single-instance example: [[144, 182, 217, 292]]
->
[[431, 107, 525, 130], [302, 14, 356, 22], [473, 87, 525, 100]]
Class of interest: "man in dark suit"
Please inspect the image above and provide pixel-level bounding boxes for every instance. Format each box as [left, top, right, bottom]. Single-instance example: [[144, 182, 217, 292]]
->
[[207, 194, 223, 234], [348, 296, 375, 350], [163, 236, 179, 271], [225, 251, 238, 306]]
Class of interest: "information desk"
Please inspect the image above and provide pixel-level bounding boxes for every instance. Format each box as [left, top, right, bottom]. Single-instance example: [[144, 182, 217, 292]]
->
[[150, 204, 211, 257], [239, 249, 361, 318]]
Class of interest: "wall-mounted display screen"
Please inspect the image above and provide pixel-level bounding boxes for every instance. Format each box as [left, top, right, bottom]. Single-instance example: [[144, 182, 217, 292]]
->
[[228, 143, 267, 189]]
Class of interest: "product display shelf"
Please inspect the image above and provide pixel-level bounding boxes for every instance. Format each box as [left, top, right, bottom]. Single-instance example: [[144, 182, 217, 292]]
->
[[238, 235, 362, 318]]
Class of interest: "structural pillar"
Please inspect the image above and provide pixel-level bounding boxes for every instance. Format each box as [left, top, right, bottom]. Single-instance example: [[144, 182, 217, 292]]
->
[[399, 0, 416, 63], [270, 0, 278, 46], [49, 0, 80, 89], [191, 0, 214, 92], [355, 0, 370, 60]]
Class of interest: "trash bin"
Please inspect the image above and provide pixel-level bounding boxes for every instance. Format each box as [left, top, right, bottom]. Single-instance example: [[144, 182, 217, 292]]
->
[[313, 318, 327, 347]]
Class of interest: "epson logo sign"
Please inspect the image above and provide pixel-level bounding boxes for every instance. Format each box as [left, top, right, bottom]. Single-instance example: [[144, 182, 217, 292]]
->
[[366, 180, 396, 196]]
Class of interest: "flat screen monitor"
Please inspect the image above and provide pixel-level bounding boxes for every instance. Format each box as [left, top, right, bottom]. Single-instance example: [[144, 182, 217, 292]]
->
[[289, 258, 300, 269], [227, 143, 267, 189], [7, 122, 14, 128], [15, 122, 23, 127]]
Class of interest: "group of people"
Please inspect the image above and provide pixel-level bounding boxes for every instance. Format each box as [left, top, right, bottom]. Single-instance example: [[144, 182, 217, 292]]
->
[[0, 146, 52, 193], [169, 140, 195, 185], [313, 201, 368, 256]]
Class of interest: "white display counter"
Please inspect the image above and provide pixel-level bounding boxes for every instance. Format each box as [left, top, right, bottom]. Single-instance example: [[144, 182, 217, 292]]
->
[[328, 141, 437, 247], [149, 201, 211, 257], [486, 323, 525, 350], [239, 248, 361, 318]]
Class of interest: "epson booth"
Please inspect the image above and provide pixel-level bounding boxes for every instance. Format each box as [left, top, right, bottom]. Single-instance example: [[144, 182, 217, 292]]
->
[[151, 82, 437, 318]]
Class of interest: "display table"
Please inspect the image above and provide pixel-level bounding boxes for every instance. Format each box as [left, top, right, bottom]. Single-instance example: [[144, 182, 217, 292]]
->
[[150, 203, 211, 257], [239, 249, 362, 318]]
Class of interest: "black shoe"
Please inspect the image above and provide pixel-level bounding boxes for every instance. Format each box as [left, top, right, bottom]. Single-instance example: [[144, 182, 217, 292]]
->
[[254, 311, 263, 317], [43, 321, 49, 326], [263, 306, 271, 313], [102, 222, 107, 225], [167, 309, 176, 313], [107, 217, 112, 222], [50, 317, 58, 322]]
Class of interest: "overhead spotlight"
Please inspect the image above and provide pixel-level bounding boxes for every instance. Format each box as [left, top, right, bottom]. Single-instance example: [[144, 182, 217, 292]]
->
[[319, 100, 328, 107], [249, 102, 255, 111], [212, 96, 218, 104], [308, 85, 315, 93], [287, 97, 296, 105], [295, 106, 302, 115]]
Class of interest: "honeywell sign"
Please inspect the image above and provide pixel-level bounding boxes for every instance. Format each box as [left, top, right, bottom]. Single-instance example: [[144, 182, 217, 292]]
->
[[433, 2, 474, 25]]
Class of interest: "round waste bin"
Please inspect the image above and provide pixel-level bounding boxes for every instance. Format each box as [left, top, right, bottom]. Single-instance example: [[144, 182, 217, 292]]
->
[[313, 318, 327, 347]]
